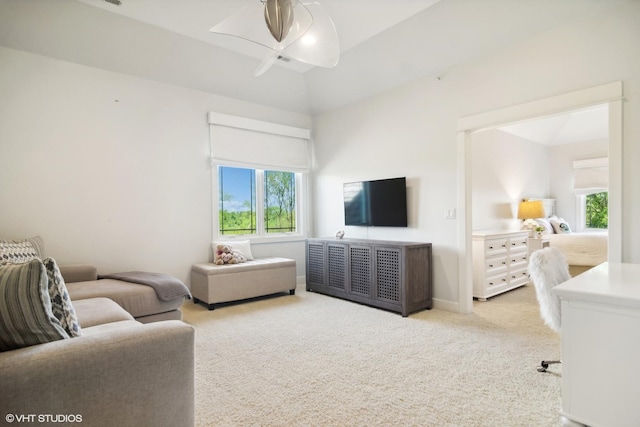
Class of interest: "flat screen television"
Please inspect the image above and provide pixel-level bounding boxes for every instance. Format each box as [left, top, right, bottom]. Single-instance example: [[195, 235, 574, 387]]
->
[[343, 177, 408, 227]]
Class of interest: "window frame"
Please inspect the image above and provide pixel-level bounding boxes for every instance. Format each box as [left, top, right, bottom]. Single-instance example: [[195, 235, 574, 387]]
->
[[213, 164, 307, 244], [575, 190, 609, 232]]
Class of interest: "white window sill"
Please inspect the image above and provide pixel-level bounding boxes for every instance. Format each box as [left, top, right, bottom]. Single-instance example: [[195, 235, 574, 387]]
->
[[215, 234, 306, 245]]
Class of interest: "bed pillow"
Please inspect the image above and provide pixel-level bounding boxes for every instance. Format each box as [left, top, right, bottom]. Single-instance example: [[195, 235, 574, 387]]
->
[[212, 240, 254, 262], [0, 259, 69, 351], [42, 257, 82, 337], [534, 218, 554, 235], [550, 218, 572, 234]]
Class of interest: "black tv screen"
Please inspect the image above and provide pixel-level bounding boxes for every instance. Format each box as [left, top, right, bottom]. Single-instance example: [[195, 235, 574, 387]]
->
[[344, 177, 408, 227]]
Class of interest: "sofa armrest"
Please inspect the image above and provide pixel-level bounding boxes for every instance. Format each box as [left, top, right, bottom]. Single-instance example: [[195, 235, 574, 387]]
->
[[0, 320, 195, 427], [59, 264, 98, 283]]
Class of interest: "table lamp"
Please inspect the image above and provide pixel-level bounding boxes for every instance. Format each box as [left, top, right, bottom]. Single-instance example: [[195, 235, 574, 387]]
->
[[517, 200, 545, 236]]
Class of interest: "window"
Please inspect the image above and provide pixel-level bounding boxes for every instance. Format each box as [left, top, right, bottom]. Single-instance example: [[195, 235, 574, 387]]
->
[[218, 166, 300, 237], [208, 112, 310, 241], [585, 191, 608, 229]]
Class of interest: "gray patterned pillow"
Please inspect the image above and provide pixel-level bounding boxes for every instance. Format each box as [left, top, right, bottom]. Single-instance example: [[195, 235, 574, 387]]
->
[[23, 236, 46, 258], [42, 257, 82, 337], [0, 240, 40, 266], [0, 259, 69, 351]]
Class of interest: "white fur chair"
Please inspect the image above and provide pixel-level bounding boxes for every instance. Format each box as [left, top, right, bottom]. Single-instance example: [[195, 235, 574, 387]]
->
[[527, 246, 570, 372]]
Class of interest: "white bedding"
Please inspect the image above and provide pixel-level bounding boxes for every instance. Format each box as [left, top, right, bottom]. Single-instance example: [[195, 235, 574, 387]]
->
[[547, 230, 608, 266]]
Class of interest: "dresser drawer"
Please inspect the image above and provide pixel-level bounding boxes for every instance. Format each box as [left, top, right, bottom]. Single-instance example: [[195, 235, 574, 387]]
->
[[485, 256, 508, 275], [509, 267, 529, 286], [509, 253, 528, 270], [484, 238, 508, 257], [508, 236, 528, 252], [485, 272, 508, 288]]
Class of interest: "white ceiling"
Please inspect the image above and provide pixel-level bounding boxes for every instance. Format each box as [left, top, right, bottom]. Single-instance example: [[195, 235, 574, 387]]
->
[[76, 0, 442, 73], [0, 0, 630, 114], [498, 104, 609, 146]]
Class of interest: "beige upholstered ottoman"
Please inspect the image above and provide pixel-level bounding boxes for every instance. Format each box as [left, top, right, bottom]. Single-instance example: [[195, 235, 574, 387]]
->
[[191, 257, 296, 310]]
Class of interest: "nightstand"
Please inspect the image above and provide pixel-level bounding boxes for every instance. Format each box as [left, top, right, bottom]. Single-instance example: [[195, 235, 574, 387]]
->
[[528, 235, 551, 256]]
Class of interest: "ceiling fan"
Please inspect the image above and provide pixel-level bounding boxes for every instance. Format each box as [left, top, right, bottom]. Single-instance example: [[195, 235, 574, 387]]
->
[[209, 0, 340, 76]]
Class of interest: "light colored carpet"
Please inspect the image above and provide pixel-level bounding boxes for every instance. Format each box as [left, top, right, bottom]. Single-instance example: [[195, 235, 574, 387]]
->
[[182, 283, 562, 427]]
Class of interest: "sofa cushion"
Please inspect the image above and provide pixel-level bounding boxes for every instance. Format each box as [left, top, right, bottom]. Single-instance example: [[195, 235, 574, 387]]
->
[[80, 319, 142, 336], [67, 279, 185, 319], [43, 258, 81, 337], [0, 239, 40, 266], [0, 260, 69, 351], [72, 297, 135, 328]]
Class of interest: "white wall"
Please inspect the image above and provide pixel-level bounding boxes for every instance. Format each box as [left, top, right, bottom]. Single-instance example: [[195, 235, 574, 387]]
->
[[471, 129, 549, 231], [0, 47, 311, 284], [312, 2, 640, 308]]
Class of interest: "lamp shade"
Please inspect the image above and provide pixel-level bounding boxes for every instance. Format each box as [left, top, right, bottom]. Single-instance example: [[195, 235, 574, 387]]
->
[[517, 200, 544, 220]]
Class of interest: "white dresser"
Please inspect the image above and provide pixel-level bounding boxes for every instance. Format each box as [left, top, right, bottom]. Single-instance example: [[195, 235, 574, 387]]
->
[[472, 230, 529, 301], [553, 262, 640, 427]]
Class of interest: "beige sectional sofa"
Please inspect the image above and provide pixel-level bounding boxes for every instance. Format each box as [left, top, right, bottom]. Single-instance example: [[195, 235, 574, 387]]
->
[[0, 238, 195, 426], [60, 264, 188, 323], [0, 297, 195, 427]]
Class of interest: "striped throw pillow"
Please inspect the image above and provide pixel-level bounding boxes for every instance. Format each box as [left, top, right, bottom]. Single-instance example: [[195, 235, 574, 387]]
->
[[0, 259, 69, 351], [43, 257, 82, 337]]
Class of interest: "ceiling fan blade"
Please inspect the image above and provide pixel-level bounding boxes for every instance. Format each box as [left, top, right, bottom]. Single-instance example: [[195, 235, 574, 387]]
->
[[254, 51, 281, 76], [284, 1, 340, 68]]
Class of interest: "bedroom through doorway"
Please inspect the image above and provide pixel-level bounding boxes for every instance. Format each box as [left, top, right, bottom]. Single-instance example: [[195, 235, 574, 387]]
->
[[456, 82, 623, 314]]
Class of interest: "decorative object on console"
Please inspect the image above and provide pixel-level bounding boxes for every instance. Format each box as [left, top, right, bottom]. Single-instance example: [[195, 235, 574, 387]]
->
[[517, 200, 545, 237], [334, 230, 345, 239]]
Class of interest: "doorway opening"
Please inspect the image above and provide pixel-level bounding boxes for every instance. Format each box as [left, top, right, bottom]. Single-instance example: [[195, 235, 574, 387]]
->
[[456, 82, 623, 314]]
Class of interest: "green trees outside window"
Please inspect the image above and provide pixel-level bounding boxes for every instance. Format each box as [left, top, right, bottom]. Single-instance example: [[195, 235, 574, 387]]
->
[[218, 166, 297, 236], [585, 191, 608, 229], [264, 171, 296, 233]]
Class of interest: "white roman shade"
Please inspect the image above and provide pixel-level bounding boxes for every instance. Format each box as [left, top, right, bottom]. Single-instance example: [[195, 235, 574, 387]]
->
[[573, 157, 608, 194], [209, 112, 311, 172]]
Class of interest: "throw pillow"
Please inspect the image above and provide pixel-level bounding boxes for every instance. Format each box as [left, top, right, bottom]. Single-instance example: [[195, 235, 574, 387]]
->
[[213, 244, 247, 265], [0, 240, 40, 266], [534, 218, 554, 235], [42, 257, 82, 337], [0, 259, 69, 352], [23, 235, 46, 258], [212, 240, 254, 261], [550, 218, 572, 234]]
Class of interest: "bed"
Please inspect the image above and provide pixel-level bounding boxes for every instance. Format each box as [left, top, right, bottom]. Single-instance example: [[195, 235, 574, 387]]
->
[[530, 198, 608, 276], [547, 230, 608, 275]]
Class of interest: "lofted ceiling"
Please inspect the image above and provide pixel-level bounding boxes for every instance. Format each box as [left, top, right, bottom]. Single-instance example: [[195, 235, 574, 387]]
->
[[0, 0, 630, 114], [498, 104, 609, 146], [75, 0, 442, 74]]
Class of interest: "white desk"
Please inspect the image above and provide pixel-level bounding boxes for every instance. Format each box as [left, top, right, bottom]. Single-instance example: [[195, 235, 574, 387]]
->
[[553, 262, 640, 427]]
